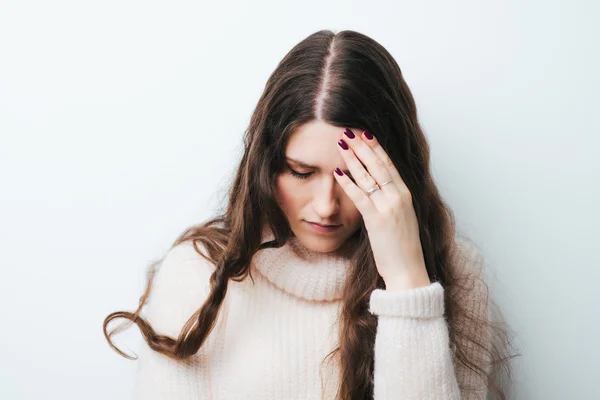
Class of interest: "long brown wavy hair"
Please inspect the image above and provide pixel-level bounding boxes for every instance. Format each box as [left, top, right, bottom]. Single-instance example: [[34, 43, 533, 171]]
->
[[104, 29, 519, 399]]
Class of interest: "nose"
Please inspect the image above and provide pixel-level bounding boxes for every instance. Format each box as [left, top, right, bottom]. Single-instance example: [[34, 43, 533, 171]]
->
[[312, 175, 341, 218]]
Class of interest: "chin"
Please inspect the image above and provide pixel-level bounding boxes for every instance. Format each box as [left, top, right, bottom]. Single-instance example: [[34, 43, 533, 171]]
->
[[295, 233, 343, 254]]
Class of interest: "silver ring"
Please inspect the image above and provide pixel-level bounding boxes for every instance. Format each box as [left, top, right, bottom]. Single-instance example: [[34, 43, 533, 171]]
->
[[366, 180, 393, 196], [366, 184, 380, 196]]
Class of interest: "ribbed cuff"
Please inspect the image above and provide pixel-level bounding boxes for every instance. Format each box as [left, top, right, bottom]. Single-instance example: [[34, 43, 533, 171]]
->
[[368, 281, 445, 318]]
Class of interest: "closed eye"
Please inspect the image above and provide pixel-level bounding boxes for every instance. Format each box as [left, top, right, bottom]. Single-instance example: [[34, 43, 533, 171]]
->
[[288, 168, 313, 180], [288, 166, 355, 183]]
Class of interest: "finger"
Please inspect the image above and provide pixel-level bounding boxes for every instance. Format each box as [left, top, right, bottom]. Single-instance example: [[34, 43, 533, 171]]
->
[[337, 135, 396, 214], [341, 128, 400, 198], [361, 129, 410, 195], [333, 167, 378, 221], [337, 136, 385, 207]]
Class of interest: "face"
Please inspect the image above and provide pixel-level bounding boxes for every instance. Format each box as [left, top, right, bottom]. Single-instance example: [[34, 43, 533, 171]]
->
[[274, 120, 363, 256]]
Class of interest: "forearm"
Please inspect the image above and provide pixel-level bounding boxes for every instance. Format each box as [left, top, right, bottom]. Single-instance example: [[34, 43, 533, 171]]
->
[[369, 282, 461, 399]]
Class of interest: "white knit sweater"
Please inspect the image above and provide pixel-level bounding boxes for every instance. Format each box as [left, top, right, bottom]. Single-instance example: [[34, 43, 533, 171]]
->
[[130, 226, 490, 399]]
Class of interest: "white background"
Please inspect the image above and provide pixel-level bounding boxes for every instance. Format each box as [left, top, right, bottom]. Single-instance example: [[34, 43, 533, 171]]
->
[[1, 1, 598, 399]]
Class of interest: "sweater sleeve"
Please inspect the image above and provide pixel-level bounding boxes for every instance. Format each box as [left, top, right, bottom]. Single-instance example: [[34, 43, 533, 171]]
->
[[131, 241, 215, 400], [368, 241, 490, 400]]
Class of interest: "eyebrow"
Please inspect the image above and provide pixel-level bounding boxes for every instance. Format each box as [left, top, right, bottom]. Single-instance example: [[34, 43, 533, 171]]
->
[[286, 157, 318, 169], [286, 157, 351, 176]]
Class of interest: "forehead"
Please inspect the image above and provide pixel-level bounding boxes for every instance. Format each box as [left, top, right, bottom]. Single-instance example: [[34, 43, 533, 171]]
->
[[285, 120, 346, 167]]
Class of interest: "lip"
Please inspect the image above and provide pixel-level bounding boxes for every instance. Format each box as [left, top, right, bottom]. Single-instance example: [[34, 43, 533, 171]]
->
[[306, 221, 342, 233]]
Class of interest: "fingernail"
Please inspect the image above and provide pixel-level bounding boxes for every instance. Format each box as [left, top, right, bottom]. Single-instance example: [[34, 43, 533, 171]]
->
[[334, 167, 344, 176], [338, 139, 349, 150], [363, 130, 373, 140], [343, 128, 355, 139]]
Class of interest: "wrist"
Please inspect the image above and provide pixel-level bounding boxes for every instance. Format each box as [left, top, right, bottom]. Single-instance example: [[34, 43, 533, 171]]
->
[[383, 271, 431, 291]]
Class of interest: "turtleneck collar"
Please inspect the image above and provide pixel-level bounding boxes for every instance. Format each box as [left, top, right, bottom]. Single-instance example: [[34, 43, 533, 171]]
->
[[250, 225, 351, 302]]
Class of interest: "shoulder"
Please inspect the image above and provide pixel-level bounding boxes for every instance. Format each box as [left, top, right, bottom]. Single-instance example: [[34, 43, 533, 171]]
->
[[451, 236, 485, 278], [154, 241, 216, 288], [448, 239, 494, 394], [144, 241, 217, 337], [447, 237, 490, 309]]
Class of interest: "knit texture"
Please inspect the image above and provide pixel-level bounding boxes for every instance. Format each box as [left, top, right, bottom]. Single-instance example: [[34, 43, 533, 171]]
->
[[130, 226, 490, 399]]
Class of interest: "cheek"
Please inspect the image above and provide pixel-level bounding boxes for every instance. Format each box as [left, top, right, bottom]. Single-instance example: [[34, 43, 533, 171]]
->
[[341, 201, 362, 223], [275, 175, 301, 212]]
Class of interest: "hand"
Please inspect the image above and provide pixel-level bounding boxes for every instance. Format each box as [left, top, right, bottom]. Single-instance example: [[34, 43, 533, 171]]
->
[[333, 128, 431, 291]]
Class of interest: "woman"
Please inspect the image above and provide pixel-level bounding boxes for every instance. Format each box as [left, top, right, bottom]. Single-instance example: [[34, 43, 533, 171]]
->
[[104, 29, 517, 399]]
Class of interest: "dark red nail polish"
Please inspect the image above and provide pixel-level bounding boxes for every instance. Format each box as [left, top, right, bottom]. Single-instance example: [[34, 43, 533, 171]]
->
[[338, 139, 349, 150], [363, 130, 374, 140], [343, 128, 355, 139], [334, 167, 344, 176]]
